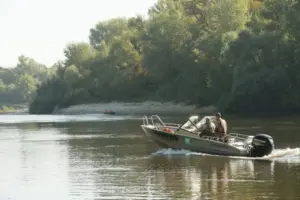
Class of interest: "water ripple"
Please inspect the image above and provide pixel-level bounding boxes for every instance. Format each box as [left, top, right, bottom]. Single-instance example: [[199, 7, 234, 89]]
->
[[0, 115, 300, 199]]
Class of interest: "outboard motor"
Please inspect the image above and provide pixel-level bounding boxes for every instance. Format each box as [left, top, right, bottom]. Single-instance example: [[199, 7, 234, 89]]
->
[[249, 134, 274, 157]]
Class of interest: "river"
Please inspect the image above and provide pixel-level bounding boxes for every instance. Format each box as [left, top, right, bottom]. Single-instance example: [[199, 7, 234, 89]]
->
[[0, 114, 299, 200]]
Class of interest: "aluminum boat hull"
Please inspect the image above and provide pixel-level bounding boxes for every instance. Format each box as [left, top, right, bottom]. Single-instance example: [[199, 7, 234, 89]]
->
[[141, 124, 248, 157]]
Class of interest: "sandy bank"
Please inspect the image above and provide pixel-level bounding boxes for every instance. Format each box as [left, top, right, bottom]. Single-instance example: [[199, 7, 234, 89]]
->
[[55, 101, 217, 115]]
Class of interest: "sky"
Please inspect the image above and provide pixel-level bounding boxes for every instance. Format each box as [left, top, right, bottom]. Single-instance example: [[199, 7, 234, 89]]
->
[[0, 0, 157, 67]]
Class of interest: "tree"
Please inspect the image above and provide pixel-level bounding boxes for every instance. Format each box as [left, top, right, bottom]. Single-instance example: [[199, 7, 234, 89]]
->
[[29, 0, 300, 116]]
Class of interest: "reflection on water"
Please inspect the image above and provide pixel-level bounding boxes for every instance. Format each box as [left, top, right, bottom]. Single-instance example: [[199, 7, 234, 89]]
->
[[0, 114, 299, 199], [0, 114, 140, 124], [0, 127, 69, 200], [147, 154, 300, 200]]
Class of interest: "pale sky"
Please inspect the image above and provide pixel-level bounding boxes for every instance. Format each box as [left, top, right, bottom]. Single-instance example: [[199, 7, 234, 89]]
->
[[0, 0, 157, 67]]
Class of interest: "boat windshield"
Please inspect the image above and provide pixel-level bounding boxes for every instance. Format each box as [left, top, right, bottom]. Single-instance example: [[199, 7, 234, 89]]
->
[[181, 115, 215, 132]]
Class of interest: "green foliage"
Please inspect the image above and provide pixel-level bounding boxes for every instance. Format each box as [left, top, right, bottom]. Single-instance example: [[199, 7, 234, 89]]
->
[[29, 77, 67, 114], [0, 55, 57, 106], [0, 105, 16, 113], [28, 0, 300, 116]]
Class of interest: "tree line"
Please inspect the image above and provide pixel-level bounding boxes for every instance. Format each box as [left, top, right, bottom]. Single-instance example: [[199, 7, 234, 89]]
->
[[6, 0, 300, 116], [0, 55, 55, 112]]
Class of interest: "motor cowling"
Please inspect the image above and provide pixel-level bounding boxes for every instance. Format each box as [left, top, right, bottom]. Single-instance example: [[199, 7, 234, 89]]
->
[[249, 134, 274, 157]]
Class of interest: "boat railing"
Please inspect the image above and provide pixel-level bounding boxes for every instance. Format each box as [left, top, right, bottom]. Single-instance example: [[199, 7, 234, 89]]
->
[[226, 132, 254, 144], [150, 115, 166, 127], [164, 123, 181, 127], [142, 115, 181, 129], [229, 132, 250, 139], [200, 132, 251, 143], [142, 115, 166, 126], [142, 115, 149, 125]]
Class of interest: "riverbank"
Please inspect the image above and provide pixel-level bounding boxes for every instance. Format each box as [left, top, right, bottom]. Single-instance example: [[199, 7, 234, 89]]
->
[[0, 104, 28, 114], [54, 101, 217, 115]]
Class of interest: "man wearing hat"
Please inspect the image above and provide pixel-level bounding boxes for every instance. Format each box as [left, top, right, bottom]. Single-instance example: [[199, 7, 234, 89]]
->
[[213, 112, 228, 137]]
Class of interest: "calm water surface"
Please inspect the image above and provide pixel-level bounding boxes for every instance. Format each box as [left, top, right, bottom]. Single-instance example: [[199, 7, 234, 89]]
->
[[0, 114, 300, 200]]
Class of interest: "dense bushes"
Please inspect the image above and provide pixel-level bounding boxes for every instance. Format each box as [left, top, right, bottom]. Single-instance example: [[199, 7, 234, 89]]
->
[[28, 0, 300, 115]]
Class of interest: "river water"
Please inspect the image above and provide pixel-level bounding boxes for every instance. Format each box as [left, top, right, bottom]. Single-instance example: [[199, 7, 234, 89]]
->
[[0, 114, 299, 200]]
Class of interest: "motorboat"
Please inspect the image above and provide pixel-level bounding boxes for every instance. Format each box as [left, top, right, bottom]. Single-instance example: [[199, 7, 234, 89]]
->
[[104, 110, 116, 115], [141, 115, 274, 157]]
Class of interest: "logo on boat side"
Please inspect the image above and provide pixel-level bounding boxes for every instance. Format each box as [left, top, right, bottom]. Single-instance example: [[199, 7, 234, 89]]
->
[[184, 137, 190, 145]]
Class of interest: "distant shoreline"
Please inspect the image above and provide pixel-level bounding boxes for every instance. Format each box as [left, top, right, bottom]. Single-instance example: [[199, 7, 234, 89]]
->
[[2, 102, 300, 119], [53, 101, 217, 115], [0, 104, 28, 115], [4, 102, 299, 118]]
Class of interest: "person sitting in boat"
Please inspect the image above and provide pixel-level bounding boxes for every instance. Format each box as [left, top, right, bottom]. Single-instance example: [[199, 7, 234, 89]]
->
[[212, 112, 227, 137], [198, 117, 216, 137]]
